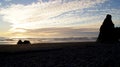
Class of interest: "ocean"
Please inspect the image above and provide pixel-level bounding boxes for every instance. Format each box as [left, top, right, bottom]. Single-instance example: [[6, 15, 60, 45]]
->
[[0, 37, 97, 45]]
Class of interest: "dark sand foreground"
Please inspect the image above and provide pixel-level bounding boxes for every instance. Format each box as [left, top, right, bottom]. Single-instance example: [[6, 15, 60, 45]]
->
[[0, 42, 120, 67]]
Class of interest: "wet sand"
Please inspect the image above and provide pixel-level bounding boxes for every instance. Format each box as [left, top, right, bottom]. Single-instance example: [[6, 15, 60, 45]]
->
[[0, 42, 120, 67]]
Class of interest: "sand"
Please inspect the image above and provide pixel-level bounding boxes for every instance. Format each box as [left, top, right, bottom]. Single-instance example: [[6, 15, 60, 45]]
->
[[0, 42, 120, 67]]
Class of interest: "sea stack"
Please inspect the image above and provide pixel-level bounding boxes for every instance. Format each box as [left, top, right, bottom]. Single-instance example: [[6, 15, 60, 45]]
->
[[97, 14, 116, 43], [17, 40, 23, 45]]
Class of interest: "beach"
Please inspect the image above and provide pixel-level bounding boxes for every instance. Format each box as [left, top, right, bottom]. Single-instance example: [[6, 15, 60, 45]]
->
[[0, 42, 120, 67]]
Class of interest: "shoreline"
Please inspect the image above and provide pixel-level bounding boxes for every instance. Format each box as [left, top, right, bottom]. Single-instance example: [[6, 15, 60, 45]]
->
[[0, 42, 96, 53]]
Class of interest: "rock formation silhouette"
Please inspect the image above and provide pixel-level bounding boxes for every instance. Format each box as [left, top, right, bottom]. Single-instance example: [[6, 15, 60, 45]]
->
[[97, 14, 118, 43], [23, 40, 31, 45], [114, 27, 120, 42], [17, 40, 31, 45], [17, 40, 23, 45]]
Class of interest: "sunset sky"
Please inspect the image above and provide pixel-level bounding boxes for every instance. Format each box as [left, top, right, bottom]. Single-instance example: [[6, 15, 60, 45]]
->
[[0, 0, 120, 38]]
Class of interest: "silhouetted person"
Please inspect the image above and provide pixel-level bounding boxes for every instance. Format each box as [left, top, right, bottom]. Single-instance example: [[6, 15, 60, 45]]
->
[[97, 14, 116, 43], [23, 40, 31, 45], [17, 40, 23, 45]]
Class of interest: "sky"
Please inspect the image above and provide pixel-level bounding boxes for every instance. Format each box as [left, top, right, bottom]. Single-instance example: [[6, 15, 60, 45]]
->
[[0, 0, 120, 38]]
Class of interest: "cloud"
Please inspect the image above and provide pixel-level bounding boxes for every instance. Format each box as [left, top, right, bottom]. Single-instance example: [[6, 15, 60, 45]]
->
[[11, 27, 99, 38], [0, 0, 107, 33]]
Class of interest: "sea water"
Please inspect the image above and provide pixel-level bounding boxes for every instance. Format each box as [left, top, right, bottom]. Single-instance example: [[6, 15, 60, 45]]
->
[[0, 37, 97, 45]]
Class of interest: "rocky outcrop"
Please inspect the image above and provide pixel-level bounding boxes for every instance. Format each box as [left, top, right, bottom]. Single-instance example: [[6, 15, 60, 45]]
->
[[17, 40, 31, 45], [97, 14, 119, 43]]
